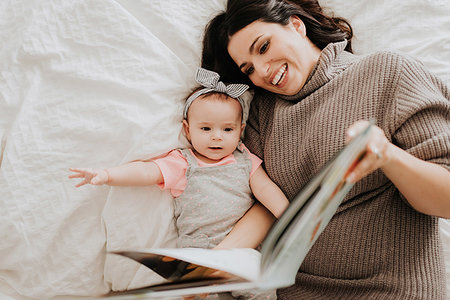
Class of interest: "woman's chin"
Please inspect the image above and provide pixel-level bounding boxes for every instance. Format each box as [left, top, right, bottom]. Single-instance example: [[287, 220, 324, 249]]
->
[[273, 86, 301, 96]]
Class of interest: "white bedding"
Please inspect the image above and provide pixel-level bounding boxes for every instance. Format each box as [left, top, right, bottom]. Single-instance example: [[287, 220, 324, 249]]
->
[[0, 0, 449, 299]]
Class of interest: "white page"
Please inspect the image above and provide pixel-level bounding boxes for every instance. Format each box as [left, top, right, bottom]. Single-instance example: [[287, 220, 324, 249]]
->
[[126, 248, 261, 282]]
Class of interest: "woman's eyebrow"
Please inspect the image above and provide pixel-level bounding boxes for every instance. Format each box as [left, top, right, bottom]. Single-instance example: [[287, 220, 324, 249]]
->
[[239, 35, 263, 71], [249, 35, 263, 53]]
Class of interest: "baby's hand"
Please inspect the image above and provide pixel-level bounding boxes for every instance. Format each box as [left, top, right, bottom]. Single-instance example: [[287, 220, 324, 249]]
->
[[68, 168, 109, 187]]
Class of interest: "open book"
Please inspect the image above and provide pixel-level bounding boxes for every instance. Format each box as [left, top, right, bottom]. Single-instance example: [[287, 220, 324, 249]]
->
[[102, 124, 373, 299]]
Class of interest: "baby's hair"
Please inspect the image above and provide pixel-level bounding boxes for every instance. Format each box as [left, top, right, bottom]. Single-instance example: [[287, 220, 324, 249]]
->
[[183, 87, 243, 121]]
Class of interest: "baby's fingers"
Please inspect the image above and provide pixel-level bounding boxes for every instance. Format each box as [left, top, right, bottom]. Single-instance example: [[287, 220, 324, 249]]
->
[[69, 167, 93, 174], [75, 179, 89, 188], [68, 173, 85, 179], [69, 168, 95, 186]]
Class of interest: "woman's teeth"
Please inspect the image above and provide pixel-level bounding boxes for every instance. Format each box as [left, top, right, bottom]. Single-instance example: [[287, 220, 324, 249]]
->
[[272, 64, 287, 85]]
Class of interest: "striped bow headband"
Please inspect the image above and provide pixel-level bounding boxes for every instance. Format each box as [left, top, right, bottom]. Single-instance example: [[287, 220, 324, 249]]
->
[[183, 68, 249, 119]]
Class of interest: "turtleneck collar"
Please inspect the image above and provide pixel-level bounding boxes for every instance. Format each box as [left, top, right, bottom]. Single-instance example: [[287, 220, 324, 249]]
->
[[279, 40, 353, 102]]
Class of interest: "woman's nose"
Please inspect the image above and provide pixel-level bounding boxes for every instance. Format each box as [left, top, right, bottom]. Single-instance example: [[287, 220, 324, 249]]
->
[[254, 58, 270, 77]]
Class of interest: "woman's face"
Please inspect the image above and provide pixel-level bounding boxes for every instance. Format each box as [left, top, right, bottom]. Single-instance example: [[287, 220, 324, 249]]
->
[[227, 16, 322, 96]]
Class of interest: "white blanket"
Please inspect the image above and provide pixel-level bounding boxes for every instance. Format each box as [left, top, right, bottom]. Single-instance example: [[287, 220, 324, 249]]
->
[[1, 0, 449, 299]]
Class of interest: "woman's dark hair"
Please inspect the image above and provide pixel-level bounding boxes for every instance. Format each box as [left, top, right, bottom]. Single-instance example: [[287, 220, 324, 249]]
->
[[202, 0, 353, 85]]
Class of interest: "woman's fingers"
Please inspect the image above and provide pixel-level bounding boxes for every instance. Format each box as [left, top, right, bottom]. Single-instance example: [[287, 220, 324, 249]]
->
[[347, 148, 378, 183], [346, 120, 390, 183], [346, 120, 371, 143]]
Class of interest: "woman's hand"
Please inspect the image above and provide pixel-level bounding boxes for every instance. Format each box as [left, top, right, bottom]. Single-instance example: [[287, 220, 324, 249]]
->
[[345, 120, 391, 183], [68, 168, 109, 187], [345, 120, 450, 217]]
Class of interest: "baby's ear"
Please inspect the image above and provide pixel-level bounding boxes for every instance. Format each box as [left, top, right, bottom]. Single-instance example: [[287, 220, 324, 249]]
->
[[239, 122, 246, 139], [182, 120, 191, 141]]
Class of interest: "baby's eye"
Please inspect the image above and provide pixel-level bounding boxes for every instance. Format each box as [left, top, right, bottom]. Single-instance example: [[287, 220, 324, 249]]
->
[[259, 40, 269, 54], [224, 128, 233, 132], [245, 66, 254, 76], [201, 127, 211, 131]]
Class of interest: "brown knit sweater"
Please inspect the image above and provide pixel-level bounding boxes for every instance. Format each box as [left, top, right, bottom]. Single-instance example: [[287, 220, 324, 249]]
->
[[244, 41, 449, 299]]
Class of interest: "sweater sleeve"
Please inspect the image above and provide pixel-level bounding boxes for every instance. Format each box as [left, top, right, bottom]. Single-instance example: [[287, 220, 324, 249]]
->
[[243, 95, 265, 161], [392, 54, 450, 171]]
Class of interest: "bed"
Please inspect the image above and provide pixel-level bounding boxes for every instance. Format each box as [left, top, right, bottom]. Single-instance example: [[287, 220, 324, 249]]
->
[[1, 0, 449, 299]]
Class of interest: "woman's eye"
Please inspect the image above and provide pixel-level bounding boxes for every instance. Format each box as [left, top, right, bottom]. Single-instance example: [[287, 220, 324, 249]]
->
[[201, 127, 210, 131], [259, 41, 269, 54], [245, 66, 254, 76]]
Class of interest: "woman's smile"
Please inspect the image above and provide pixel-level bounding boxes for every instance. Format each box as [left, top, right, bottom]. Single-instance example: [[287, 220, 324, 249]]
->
[[271, 63, 288, 86]]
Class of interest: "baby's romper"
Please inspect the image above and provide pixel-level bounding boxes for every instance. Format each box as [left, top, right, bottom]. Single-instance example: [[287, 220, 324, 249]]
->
[[174, 148, 276, 300], [175, 147, 254, 249]]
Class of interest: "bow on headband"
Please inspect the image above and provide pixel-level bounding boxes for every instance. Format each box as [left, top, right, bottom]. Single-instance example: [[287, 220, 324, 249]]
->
[[183, 68, 249, 119]]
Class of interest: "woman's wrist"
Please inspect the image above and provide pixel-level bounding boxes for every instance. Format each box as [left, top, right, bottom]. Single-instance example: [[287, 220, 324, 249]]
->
[[380, 143, 404, 174]]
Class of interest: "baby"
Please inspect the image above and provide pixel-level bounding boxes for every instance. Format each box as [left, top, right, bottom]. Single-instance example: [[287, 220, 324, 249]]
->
[[69, 68, 288, 298]]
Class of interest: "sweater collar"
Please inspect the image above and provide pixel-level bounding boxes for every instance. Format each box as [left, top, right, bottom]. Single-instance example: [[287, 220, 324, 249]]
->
[[279, 40, 351, 101]]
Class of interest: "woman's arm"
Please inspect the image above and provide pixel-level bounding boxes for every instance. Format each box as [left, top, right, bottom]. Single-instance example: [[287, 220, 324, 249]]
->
[[69, 161, 163, 187], [381, 144, 450, 217], [249, 166, 290, 218], [346, 120, 450, 218], [214, 202, 276, 249]]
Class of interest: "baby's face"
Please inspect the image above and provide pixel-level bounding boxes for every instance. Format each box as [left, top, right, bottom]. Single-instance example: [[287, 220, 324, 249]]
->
[[183, 95, 244, 163]]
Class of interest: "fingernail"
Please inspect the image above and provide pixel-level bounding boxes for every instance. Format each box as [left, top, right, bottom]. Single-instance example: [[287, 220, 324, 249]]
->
[[348, 129, 355, 137], [347, 173, 355, 183]]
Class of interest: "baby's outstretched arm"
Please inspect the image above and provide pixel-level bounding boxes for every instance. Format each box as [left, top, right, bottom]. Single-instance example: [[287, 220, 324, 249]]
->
[[69, 161, 163, 187]]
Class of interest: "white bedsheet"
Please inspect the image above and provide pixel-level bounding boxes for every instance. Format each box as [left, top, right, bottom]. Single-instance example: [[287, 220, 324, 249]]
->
[[0, 0, 449, 299]]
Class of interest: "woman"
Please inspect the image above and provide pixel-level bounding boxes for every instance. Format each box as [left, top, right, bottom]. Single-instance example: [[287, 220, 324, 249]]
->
[[202, 0, 450, 299]]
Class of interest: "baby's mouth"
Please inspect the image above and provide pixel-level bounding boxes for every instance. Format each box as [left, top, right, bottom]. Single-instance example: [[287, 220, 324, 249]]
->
[[271, 63, 287, 86]]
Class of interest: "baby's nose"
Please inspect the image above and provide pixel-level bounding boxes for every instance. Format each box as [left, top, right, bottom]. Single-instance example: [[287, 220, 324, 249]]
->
[[211, 130, 223, 140]]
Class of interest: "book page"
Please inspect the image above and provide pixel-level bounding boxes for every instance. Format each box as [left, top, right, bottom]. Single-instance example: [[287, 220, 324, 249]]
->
[[258, 124, 372, 288], [113, 247, 261, 283]]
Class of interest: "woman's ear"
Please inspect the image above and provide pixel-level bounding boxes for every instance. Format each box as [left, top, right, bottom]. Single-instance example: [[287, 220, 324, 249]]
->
[[290, 15, 306, 37], [182, 120, 191, 142]]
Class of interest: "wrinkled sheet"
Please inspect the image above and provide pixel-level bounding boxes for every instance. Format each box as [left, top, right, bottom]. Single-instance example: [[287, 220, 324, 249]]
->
[[0, 0, 449, 299]]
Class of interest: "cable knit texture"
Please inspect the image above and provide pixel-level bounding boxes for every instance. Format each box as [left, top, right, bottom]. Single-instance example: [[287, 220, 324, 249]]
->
[[244, 41, 449, 299]]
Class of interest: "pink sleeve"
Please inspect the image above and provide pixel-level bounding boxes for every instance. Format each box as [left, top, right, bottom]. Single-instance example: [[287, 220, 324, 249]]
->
[[241, 144, 263, 177], [152, 150, 187, 197]]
